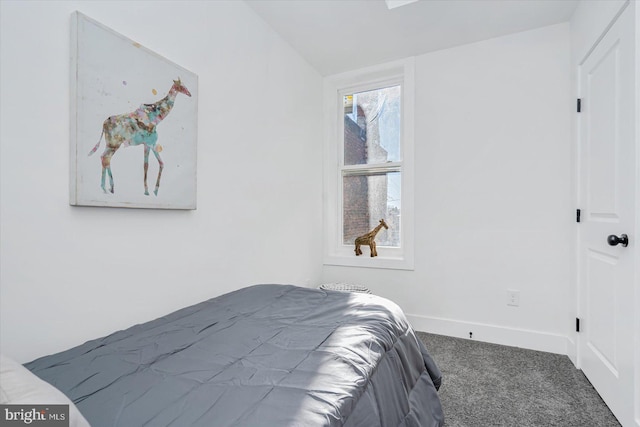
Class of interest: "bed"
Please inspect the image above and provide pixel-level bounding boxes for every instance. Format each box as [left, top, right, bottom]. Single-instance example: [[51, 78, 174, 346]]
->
[[23, 284, 444, 426]]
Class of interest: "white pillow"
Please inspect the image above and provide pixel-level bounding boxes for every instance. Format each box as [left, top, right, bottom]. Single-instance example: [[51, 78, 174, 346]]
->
[[0, 353, 91, 427]]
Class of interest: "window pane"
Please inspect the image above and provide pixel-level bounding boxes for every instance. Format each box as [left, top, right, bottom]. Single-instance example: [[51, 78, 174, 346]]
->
[[344, 85, 401, 165], [343, 172, 401, 247]]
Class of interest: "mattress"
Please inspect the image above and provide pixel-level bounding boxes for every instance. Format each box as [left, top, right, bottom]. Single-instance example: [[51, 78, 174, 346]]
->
[[26, 284, 444, 426]]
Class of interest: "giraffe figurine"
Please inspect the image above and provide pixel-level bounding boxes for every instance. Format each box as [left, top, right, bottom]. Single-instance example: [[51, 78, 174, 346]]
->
[[354, 219, 389, 257], [88, 78, 192, 196]]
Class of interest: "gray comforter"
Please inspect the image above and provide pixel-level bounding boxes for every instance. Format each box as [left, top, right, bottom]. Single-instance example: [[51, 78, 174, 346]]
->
[[27, 284, 444, 426]]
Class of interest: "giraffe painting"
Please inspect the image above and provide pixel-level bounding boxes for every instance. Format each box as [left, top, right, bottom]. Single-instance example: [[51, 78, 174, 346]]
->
[[88, 78, 192, 196], [354, 219, 389, 257]]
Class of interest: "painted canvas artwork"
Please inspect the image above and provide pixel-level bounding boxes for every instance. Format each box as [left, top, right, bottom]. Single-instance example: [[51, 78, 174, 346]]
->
[[70, 12, 198, 209]]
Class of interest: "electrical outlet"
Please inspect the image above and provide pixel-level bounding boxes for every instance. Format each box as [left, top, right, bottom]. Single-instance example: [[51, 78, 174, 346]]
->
[[507, 290, 520, 307]]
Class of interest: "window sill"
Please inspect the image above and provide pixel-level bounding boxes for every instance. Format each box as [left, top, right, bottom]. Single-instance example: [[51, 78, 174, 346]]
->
[[323, 252, 414, 271]]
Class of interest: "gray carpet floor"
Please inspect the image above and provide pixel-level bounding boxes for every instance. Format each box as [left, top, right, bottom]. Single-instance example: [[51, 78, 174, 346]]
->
[[416, 332, 621, 427]]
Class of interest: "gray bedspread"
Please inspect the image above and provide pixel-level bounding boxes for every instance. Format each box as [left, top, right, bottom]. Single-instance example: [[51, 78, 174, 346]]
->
[[26, 284, 444, 426]]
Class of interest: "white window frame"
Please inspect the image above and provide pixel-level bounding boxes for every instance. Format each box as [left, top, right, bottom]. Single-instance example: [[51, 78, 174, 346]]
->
[[323, 58, 415, 270]]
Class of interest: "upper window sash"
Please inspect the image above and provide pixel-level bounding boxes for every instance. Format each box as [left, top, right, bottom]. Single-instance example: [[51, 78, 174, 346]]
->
[[338, 78, 404, 167]]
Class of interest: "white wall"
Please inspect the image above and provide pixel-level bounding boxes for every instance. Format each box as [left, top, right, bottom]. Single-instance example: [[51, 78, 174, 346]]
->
[[0, 1, 324, 363], [636, 4, 640, 426], [322, 23, 572, 354]]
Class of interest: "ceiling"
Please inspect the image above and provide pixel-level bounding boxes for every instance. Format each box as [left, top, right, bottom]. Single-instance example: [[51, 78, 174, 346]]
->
[[245, 0, 580, 76]]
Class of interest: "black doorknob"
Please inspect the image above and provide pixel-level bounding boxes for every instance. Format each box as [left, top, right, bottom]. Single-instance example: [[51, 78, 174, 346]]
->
[[607, 234, 629, 247]]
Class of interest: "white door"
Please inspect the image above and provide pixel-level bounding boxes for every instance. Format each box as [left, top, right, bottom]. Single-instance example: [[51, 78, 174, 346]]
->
[[577, 4, 636, 426]]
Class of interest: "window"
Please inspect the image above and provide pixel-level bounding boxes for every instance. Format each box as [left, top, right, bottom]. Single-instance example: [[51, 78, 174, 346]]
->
[[342, 85, 401, 247], [324, 59, 414, 270]]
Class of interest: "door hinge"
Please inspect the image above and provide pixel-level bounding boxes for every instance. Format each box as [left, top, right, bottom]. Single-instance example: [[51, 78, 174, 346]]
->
[[576, 209, 581, 223], [577, 98, 582, 112], [576, 318, 581, 332]]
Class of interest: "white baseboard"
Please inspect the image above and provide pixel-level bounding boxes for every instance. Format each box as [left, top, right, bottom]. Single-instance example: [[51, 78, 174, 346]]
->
[[565, 335, 577, 367], [407, 313, 569, 355]]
